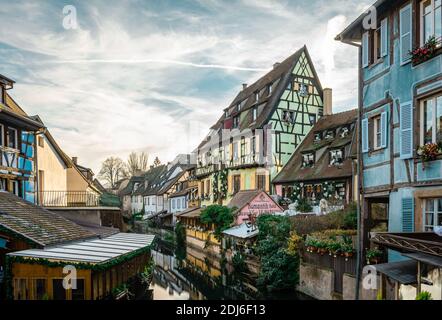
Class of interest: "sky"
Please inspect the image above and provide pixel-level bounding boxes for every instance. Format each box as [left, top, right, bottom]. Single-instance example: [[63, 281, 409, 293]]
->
[[0, 0, 371, 175]]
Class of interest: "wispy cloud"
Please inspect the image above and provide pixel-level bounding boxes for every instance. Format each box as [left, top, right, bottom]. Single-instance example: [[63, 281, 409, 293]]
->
[[0, 0, 372, 173]]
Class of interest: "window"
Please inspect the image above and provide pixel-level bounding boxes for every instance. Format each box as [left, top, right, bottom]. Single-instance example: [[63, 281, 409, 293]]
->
[[172, 199, 176, 210], [12, 180, 19, 196], [14, 279, 28, 300], [363, 18, 388, 67], [268, 83, 272, 95], [205, 179, 210, 194], [38, 136, 44, 148], [52, 279, 66, 300], [72, 279, 85, 300], [177, 198, 181, 210], [420, 0, 442, 46], [7, 127, 17, 149], [0, 178, 6, 191], [308, 114, 316, 125], [256, 174, 266, 190], [182, 198, 185, 209], [233, 175, 241, 194], [236, 103, 241, 112], [302, 153, 314, 167], [372, 26, 382, 63], [240, 137, 246, 164], [33, 279, 47, 300], [423, 198, 442, 230], [373, 115, 382, 149], [255, 91, 259, 102], [232, 142, 239, 161], [0, 85, 3, 104], [329, 149, 344, 165], [252, 107, 257, 121], [233, 116, 239, 129], [314, 132, 322, 142], [324, 130, 335, 139], [282, 110, 294, 123], [421, 93, 442, 145]]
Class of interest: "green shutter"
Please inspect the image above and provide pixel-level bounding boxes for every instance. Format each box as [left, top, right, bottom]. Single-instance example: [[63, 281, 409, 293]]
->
[[380, 18, 388, 57], [402, 198, 414, 232], [399, 3, 412, 65], [380, 111, 388, 148], [362, 118, 369, 153], [400, 101, 413, 159]]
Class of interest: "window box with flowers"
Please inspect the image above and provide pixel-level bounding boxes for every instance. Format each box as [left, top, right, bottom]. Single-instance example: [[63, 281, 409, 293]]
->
[[417, 142, 442, 169], [411, 36, 440, 66]]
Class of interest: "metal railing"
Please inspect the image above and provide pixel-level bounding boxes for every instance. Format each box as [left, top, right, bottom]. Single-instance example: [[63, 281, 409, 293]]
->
[[39, 191, 114, 207]]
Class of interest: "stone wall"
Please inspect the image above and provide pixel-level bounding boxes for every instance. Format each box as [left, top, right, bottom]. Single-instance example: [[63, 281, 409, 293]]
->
[[298, 262, 334, 300]]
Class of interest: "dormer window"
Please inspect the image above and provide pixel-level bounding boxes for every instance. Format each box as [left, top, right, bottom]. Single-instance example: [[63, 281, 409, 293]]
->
[[302, 153, 314, 168], [309, 114, 316, 125], [251, 107, 257, 122], [233, 116, 239, 129], [237, 103, 241, 112], [268, 83, 273, 95], [255, 92, 259, 102], [314, 132, 322, 142], [324, 129, 335, 139], [329, 149, 344, 166], [340, 126, 350, 138], [225, 110, 229, 118]]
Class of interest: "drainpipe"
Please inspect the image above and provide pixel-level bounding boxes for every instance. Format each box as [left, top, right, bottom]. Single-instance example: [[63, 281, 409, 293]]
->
[[338, 36, 363, 300]]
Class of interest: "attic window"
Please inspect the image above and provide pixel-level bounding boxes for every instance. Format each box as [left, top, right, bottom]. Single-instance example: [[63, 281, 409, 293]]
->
[[268, 83, 273, 95], [329, 149, 344, 166], [233, 116, 240, 129], [255, 91, 259, 102], [324, 129, 335, 139], [252, 107, 257, 121], [309, 114, 316, 125], [302, 153, 315, 168], [225, 110, 229, 118], [314, 132, 322, 142], [237, 103, 241, 112], [340, 126, 350, 138], [282, 110, 294, 123]]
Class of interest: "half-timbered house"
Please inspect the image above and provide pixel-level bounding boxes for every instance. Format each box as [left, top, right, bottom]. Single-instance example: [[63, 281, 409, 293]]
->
[[195, 46, 327, 207]]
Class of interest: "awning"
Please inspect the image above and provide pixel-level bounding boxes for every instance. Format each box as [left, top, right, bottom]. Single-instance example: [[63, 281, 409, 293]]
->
[[374, 260, 417, 285], [7, 233, 155, 264], [403, 252, 442, 268], [176, 207, 202, 218], [223, 223, 259, 239]]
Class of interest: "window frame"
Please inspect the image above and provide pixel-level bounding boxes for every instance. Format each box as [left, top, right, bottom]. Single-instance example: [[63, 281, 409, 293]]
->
[[420, 92, 442, 146], [373, 115, 382, 150], [7, 127, 18, 149], [423, 198, 442, 230], [419, 0, 442, 47]]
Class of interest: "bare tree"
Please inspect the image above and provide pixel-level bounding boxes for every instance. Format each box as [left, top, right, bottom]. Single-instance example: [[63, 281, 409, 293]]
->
[[99, 157, 128, 189], [153, 156, 161, 167], [126, 152, 149, 176]]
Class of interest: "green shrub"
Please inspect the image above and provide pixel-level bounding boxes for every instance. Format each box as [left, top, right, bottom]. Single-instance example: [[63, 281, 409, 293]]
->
[[416, 291, 432, 300], [200, 205, 234, 240], [296, 198, 313, 213], [232, 253, 248, 274]]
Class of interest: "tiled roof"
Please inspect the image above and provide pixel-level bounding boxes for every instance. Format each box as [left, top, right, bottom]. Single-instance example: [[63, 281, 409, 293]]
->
[[227, 190, 264, 212], [273, 109, 358, 184], [0, 192, 96, 247]]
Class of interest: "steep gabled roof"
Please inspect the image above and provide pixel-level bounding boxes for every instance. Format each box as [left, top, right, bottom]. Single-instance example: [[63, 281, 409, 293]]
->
[[0, 192, 96, 247], [227, 189, 282, 213], [200, 46, 322, 150], [272, 109, 358, 184]]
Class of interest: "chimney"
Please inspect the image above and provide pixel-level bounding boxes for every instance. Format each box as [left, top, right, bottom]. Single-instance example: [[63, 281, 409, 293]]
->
[[72, 157, 78, 165], [323, 88, 333, 116], [242, 83, 248, 90], [273, 62, 281, 69]]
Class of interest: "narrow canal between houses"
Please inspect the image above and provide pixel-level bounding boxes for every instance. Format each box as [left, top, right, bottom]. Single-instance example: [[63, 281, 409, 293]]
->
[[148, 239, 311, 300]]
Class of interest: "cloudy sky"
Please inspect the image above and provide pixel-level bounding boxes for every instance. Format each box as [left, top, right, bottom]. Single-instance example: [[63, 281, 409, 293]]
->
[[0, 0, 371, 174]]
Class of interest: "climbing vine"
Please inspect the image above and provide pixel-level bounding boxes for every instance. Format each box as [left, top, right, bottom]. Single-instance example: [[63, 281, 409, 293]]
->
[[219, 169, 228, 199], [212, 171, 219, 201]]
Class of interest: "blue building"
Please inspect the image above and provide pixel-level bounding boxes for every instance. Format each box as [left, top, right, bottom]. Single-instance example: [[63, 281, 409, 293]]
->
[[0, 74, 43, 203], [338, 0, 442, 299]]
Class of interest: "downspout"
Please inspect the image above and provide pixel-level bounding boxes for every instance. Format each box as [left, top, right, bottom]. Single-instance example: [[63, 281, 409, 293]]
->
[[338, 36, 363, 300]]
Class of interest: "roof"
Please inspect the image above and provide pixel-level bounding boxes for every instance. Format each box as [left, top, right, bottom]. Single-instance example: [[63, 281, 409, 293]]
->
[[227, 189, 282, 212], [119, 175, 146, 196], [199, 46, 322, 149], [335, 0, 392, 43], [222, 223, 259, 239], [403, 252, 442, 268], [7, 233, 155, 264], [273, 109, 358, 184], [176, 207, 203, 218], [374, 260, 417, 285], [0, 95, 44, 131], [0, 192, 96, 247]]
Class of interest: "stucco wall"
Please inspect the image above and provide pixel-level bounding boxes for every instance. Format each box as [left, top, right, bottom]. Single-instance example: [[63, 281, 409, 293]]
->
[[66, 167, 89, 191], [298, 262, 334, 300], [37, 135, 67, 192]]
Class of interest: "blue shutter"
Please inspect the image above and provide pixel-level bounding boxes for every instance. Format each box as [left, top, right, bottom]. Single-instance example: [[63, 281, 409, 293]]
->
[[362, 118, 369, 153], [380, 111, 388, 148], [400, 101, 413, 159], [399, 3, 412, 65], [380, 18, 388, 57], [362, 32, 369, 68], [402, 198, 414, 232]]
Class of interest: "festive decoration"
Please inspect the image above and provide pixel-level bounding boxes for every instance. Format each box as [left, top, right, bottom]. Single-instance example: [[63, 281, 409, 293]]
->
[[219, 169, 228, 199], [212, 172, 219, 201], [290, 183, 302, 202]]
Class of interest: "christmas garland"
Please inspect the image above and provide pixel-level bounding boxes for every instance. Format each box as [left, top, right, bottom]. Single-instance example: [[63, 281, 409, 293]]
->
[[219, 169, 228, 199], [212, 172, 219, 201], [290, 183, 302, 202]]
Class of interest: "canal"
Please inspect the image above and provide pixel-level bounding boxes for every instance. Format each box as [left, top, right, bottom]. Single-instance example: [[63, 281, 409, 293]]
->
[[149, 239, 311, 300]]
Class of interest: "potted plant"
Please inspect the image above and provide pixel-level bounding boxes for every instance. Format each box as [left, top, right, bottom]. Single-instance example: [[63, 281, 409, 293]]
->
[[327, 241, 342, 258], [410, 36, 438, 65], [341, 243, 355, 261], [366, 248, 383, 265], [417, 142, 441, 169]]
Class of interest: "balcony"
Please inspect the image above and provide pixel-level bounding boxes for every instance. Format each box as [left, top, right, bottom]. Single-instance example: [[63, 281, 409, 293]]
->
[[371, 232, 442, 257], [195, 164, 218, 178], [39, 191, 120, 208]]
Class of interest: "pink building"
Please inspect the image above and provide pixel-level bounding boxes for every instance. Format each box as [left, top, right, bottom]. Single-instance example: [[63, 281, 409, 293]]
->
[[228, 190, 283, 225]]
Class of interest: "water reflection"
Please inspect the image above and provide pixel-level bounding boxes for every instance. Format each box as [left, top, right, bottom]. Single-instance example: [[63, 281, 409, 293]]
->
[[150, 240, 310, 300]]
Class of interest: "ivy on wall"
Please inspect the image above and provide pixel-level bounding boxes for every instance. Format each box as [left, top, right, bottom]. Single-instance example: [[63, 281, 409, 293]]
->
[[219, 169, 228, 199], [212, 172, 219, 201]]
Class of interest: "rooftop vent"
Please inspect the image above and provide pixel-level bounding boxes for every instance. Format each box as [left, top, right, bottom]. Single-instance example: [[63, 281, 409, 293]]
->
[[242, 83, 248, 90]]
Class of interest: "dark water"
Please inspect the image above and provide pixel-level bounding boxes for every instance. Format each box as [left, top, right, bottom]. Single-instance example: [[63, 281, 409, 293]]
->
[[149, 240, 312, 300]]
